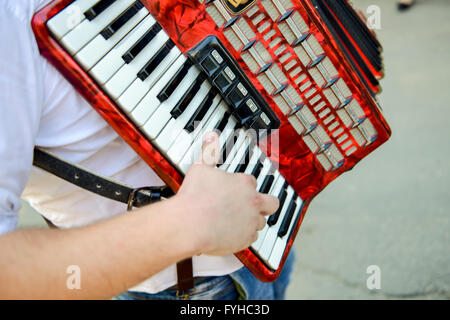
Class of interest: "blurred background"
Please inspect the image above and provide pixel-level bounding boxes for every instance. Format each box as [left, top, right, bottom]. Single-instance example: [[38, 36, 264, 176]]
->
[[18, 0, 449, 299], [285, 0, 450, 299]]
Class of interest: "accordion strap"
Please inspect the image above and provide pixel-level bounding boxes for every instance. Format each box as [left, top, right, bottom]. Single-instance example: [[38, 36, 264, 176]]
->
[[32, 147, 194, 296], [32, 148, 174, 208]]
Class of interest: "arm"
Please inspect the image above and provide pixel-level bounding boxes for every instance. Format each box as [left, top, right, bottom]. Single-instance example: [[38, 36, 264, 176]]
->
[[0, 133, 279, 299]]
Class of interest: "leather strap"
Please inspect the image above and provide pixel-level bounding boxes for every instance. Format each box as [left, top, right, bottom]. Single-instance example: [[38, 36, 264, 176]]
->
[[176, 258, 195, 292], [32, 148, 174, 208], [32, 147, 195, 295]]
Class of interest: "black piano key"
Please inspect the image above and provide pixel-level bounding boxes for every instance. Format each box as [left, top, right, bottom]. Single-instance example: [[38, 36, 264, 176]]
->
[[221, 123, 241, 164], [170, 74, 203, 119], [287, 201, 305, 243], [157, 60, 193, 102], [251, 158, 264, 178], [219, 129, 240, 166], [84, 0, 117, 21], [267, 189, 287, 226], [259, 175, 274, 194], [184, 90, 216, 133], [137, 40, 175, 81], [122, 23, 162, 64], [278, 197, 298, 237], [214, 112, 230, 134], [235, 146, 251, 173], [100, 1, 144, 40]]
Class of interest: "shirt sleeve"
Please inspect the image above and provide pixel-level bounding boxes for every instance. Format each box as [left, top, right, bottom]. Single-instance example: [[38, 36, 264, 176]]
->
[[0, 3, 44, 234]]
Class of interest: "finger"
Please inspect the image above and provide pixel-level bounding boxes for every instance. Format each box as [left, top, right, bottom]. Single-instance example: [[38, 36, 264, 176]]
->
[[236, 173, 257, 189], [257, 216, 266, 231], [195, 131, 220, 167], [249, 232, 259, 247], [257, 194, 280, 216]]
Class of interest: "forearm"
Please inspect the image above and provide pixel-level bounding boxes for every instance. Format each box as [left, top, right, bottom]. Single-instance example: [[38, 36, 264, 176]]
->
[[0, 133, 278, 299], [0, 197, 198, 299]]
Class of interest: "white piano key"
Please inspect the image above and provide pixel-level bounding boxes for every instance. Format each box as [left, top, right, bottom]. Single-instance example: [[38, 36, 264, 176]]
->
[[268, 171, 282, 194], [178, 103, 228, 173], [217, 117, 238, 164], [60, 0, 136, 55], [226, 136, 252, 173], [117, 46, 181, 112], [46, 0, 97, 39], [219, 129, 247, 171], [167, 95, 222, 164], [74, 7, 148, 70], [141, 66, 201, 140], [252, 171, 283, 250], [128, 55, 187, 125], [90, 14, 156, 85], [255, 158, 273, 190], [103, 30, 170, 99], [244, 146, 262, 175], [257, 187, 295, 261], [267, 197, 303, 270], [153, 81, 212, 153]]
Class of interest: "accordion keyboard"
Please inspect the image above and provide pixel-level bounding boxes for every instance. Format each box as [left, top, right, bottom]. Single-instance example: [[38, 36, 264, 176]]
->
[[34, 0, 391, 281], [46, 0, 300, 271]]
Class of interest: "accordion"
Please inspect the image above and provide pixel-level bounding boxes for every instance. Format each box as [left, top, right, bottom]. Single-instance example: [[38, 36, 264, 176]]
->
[[32, 0, 391, 282]]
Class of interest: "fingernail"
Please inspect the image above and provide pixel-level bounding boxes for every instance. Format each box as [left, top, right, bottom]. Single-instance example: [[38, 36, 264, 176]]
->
[[203, 132, 217, 144]]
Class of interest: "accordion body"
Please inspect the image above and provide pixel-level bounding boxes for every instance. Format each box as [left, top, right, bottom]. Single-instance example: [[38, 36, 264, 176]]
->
[[32, 0, 391, 282]]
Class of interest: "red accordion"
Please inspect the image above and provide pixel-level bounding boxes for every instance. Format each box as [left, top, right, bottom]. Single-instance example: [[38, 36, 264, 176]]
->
[[32, 0, 391, 282]]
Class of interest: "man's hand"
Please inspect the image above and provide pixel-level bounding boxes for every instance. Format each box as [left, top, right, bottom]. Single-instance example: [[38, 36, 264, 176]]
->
[[0, 132, 279, 299], [175, 132, 279, 256]]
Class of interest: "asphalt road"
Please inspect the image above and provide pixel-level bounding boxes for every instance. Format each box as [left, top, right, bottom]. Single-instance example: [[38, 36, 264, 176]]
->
[[17, 0, 450, 300], [285, 0, 450, 299]]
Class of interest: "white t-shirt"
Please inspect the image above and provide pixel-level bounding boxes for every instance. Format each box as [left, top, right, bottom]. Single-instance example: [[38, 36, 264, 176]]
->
[[0, 0, 242, 293]]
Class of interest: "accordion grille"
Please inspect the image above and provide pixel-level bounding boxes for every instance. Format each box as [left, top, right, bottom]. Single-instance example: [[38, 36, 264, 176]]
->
[[202, 0, 380, 171]]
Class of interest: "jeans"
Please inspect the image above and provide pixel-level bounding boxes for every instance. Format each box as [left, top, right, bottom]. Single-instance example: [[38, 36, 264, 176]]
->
[[114, 250, 295, 300]]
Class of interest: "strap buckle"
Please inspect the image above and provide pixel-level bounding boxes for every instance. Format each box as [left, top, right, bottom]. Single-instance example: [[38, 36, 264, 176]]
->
[[176, 288, 197, 300], [127, 186, 174, 211]]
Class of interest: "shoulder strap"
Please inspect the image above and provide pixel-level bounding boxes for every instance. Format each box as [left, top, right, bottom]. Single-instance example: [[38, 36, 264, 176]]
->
[[32, 147, 195, 296], [32, 148, 174, 208]]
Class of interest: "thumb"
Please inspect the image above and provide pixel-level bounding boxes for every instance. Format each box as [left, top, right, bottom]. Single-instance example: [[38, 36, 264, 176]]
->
[[195, 131, 221, 167]]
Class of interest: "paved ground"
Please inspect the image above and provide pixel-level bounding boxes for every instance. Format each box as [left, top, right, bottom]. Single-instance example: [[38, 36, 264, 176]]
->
[[285, 0, 450, 299], [18, 0, 450, 300]]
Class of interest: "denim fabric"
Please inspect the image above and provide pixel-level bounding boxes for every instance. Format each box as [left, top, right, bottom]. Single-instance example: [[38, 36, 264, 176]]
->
[[114, 275, 239, 300], [229, 249, 295, 300], [113, 250, 295, 300]]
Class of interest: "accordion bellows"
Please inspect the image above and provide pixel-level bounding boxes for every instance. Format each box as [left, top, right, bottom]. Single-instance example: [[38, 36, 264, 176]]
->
[[32, 0, 391, 282]]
